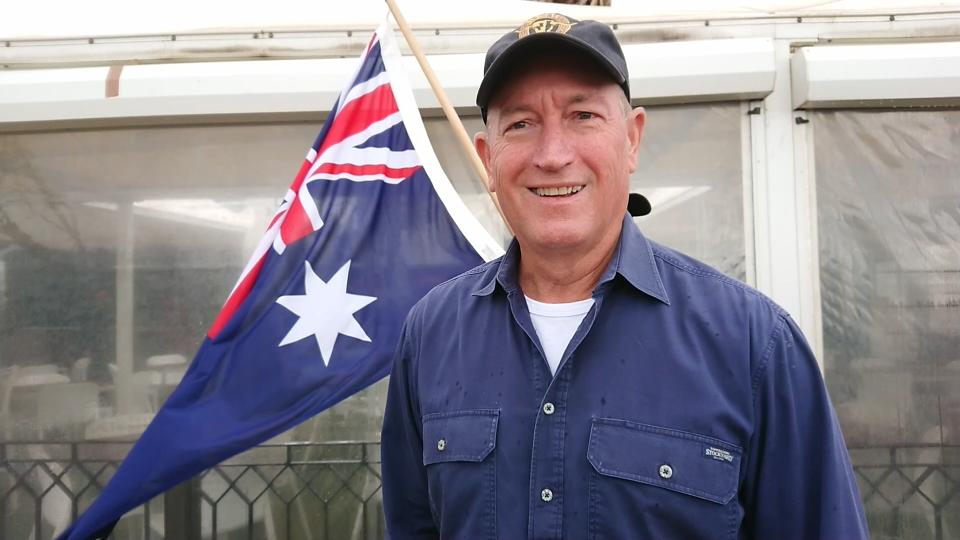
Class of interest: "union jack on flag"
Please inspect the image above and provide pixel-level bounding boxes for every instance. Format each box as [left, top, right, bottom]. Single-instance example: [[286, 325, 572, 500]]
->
[[61, 19, 502, 540]]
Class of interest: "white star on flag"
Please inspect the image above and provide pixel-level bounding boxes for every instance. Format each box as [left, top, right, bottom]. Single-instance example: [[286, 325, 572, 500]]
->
[[276, 260, 377, 366]]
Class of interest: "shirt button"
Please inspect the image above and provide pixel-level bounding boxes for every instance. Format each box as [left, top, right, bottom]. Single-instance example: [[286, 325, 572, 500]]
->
[[658, 464, 673, 479], [540, 488, 554, 502], [437, 438, 446, 451], [542, 402, 555, 415]]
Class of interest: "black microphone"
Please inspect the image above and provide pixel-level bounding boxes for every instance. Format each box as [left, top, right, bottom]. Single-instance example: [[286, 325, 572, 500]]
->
[[628, 193, 651, 217]]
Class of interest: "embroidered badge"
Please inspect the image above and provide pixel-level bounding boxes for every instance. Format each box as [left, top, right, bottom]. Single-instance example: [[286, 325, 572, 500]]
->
[[517, 14, 577, 38], [704, 446, 734, 463]]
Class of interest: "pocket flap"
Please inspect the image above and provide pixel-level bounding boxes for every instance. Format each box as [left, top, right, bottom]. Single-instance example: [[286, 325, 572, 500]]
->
[[587, 417, 741, 504], [422, 409, 499, 465]]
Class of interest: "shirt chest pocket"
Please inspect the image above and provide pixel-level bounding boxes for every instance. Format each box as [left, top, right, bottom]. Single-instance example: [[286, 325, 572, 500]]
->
[[421, 409, 499, 539], [586, 417, 742, 540], [422, 409, 499, 465]]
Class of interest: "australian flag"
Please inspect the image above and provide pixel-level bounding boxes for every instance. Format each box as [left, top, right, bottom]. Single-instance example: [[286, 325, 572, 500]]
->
[[61, 20, 503, 540]]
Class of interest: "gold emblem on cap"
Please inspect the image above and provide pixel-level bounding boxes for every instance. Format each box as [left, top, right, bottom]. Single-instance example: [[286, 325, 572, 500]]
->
[[517, 13, 576, 38]]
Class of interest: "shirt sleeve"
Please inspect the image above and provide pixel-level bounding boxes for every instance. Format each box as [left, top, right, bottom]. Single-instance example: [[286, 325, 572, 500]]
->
[[380, 314, 440, 539], [742, 313, 870, 539]]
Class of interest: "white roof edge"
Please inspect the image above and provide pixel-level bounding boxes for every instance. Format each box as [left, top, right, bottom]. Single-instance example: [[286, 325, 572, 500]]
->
[[792, 40, 960, 108], [5, 0, 960, 41], [0, 37, 776, 130]]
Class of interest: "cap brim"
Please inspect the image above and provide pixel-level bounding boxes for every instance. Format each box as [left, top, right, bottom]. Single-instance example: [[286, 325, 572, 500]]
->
[[476, 32, 627, 114]]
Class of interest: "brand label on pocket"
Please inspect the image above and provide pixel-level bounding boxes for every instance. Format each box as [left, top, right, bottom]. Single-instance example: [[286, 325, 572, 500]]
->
[[704, 446, 734, 463]]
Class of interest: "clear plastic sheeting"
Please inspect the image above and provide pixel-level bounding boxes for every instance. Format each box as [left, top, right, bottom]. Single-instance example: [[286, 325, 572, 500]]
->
[[634, 103, 746, 281], [814, 109, 960, 540], [0, 123, 319, 437], [0, 122, 407, 445]]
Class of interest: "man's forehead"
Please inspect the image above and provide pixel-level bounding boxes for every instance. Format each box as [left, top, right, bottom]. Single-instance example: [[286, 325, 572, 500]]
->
[[489, 51, 620, 110]]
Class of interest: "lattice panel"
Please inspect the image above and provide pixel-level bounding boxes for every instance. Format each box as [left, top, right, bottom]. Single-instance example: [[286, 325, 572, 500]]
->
[[7, 441, 953, 540]]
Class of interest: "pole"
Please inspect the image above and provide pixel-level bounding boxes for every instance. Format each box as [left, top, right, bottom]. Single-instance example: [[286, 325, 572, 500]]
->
[[383, 0, 511, 234]]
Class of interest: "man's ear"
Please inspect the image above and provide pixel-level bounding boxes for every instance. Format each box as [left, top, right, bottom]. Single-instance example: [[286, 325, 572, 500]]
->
[[474, 130, 496, 192], [626, 106, 646, 173]]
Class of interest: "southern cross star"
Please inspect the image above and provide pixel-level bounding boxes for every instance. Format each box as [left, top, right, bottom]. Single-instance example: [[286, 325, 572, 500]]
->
[[275, 260, 377, 366]]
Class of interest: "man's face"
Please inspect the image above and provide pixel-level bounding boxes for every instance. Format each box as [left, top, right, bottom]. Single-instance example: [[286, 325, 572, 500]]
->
[[475, 52, 645, 256]]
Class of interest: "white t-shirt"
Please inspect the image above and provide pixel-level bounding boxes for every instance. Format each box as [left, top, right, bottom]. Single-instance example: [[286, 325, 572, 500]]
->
[[524, 296, 595, 376]]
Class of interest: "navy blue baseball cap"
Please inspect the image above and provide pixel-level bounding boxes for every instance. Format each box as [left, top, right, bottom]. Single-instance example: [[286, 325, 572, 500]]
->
[[476, 13, 630, 122]]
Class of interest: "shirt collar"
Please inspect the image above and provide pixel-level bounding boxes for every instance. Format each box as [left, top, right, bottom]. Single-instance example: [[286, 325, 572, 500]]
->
[[472, 213, 670, 305]]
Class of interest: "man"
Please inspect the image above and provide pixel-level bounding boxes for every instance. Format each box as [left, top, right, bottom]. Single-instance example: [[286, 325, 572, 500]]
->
[[381, 13, 869, 539]]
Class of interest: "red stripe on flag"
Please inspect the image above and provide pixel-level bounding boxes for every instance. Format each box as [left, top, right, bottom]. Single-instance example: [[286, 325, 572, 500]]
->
[[311, 162, 421, 180], [208, 253, 267, 339], [280, 197, 316, 247], [276, 158, 319, 246], [315, 84, 399, 157]]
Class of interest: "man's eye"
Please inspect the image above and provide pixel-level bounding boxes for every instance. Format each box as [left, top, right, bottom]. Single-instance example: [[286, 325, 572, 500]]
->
[[507, 120, 528, 131], [576, 111, 597, 120]]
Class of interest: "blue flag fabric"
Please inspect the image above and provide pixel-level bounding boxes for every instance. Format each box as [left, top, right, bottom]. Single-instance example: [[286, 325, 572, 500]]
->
[[61, 21, 502, 540]]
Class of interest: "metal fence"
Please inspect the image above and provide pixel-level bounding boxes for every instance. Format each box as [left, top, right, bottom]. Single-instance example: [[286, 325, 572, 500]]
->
[[2, 441, 958, 540], [1, 440, 384, 540], [849, 444, 960, 540]]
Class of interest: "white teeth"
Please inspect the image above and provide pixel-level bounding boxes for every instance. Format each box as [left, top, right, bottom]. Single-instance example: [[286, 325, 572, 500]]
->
[[534, 185, 584, 197]]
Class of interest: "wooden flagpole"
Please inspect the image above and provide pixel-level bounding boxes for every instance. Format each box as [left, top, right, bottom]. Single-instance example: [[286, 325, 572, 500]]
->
[[383, 0, 512, 234]]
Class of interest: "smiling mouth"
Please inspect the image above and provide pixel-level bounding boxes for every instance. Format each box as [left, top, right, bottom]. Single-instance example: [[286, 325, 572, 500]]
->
[[531, 185, 585, 197]]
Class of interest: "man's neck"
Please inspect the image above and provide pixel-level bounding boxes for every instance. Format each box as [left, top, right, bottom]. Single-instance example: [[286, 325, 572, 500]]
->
[[517, 230, 621, 304]]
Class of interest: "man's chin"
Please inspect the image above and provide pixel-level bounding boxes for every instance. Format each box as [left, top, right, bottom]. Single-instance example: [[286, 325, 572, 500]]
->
[[521, 229, 589, 254]]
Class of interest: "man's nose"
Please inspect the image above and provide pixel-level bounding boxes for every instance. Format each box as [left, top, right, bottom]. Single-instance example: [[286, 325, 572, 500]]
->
[[532, 122, 574, 172]]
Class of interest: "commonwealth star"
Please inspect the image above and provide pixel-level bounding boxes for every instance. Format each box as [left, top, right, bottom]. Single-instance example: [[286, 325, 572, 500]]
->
[[276, 260, 377, 366]]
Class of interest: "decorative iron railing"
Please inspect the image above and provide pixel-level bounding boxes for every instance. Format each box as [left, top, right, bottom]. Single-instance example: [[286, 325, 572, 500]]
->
[[1, 440, 384, 540], [849, 444, 960, 540], [2, 441, 958, 539]]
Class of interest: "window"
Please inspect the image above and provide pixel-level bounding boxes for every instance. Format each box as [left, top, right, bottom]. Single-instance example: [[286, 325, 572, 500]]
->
[[632, 103, 747, 281], [814, 109, 960, 539]]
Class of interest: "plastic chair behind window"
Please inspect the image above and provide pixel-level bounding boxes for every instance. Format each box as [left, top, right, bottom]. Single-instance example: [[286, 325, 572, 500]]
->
[[18, 364, 59, 377], [36, 382, 100, 439], [71, 357, 91, 382]]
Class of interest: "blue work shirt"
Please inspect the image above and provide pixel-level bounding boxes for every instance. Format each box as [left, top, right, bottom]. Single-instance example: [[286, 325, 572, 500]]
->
[[381, 214, 868, 539]]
